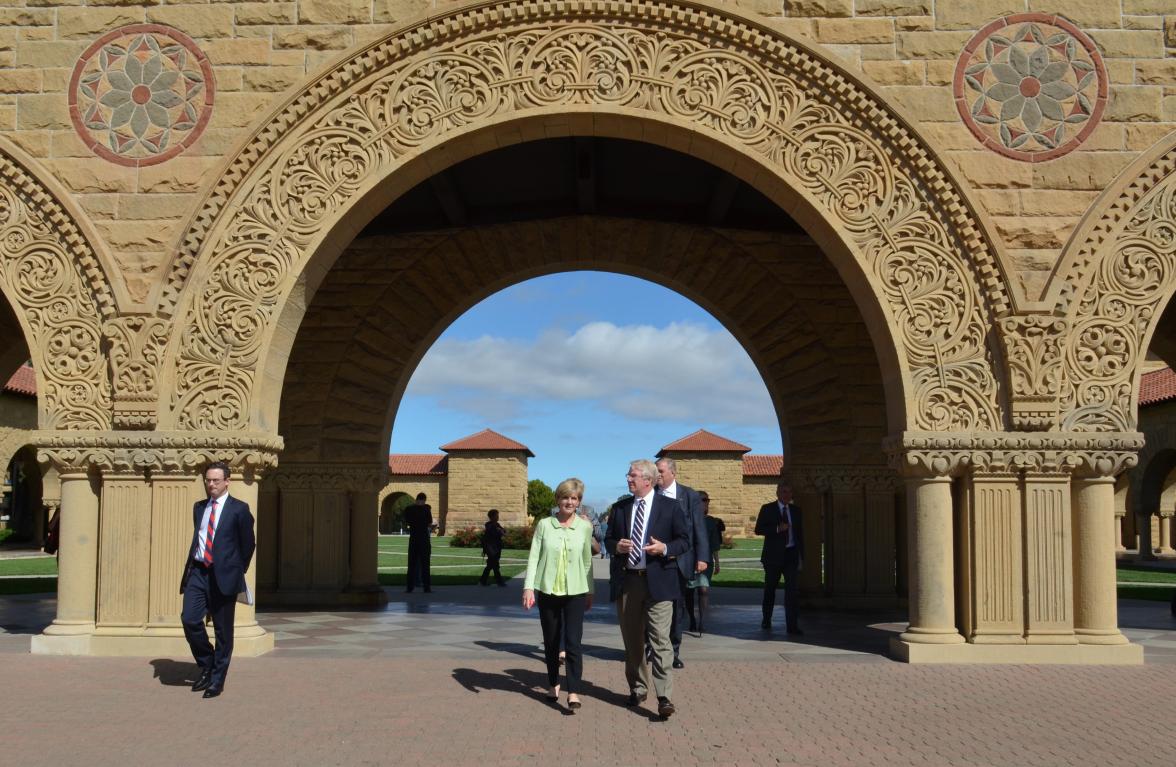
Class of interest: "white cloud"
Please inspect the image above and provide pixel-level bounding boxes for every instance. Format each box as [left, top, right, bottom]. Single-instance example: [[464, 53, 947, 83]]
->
[[406, 321, 776, 426]]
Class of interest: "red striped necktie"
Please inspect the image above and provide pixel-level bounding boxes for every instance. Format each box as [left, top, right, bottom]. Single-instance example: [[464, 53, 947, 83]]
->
[[203, 499, 218, 564]]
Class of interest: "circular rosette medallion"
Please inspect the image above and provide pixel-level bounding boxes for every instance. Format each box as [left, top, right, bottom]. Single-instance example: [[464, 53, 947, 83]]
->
[[69, 24, 215, 167], [953, 14, 1106, 162]]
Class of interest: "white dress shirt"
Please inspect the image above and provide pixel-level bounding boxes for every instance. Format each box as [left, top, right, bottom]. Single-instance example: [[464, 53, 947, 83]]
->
[[195, 492, 229, 562], [628, 489, 656, 570], [778, 501, 795, 548]]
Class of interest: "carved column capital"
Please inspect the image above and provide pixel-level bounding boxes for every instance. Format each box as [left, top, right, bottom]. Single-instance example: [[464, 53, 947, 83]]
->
[[269, 462, 388, 492], [790, 465, 900, 492], [103, 315, 170, 430], [35, 430, 283, 480], [884, 431, 1143, 479]]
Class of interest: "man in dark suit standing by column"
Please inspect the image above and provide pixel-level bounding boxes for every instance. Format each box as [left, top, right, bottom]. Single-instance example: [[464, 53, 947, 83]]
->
[[756, 481, 804, 635], [655, 457, 709, 668], [180, 461, 255, 699], [606, 459, 689, 720]]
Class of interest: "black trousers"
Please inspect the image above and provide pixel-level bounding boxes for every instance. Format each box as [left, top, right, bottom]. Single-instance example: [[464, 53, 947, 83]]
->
[[670, 571, 689, 656], [406, 538, 431, 590], [181, 564, 237, 687], [480, 554, 504, 585], [762, 551, 800, 630], [537, 591, 586, 693]]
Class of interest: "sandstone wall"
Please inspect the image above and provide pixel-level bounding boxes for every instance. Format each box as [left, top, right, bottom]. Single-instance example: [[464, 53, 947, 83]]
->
[[444, 451, 527, 530]]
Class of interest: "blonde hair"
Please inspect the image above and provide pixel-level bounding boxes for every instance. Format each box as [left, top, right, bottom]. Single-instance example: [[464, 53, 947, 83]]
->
[[555, 477, 585, 501]]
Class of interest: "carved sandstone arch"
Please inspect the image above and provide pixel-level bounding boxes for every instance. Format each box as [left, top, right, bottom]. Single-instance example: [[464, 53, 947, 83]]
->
[[158, 0, 1015, 435], [1048, 130, 1176, 432], [0, 139, 119, 429]]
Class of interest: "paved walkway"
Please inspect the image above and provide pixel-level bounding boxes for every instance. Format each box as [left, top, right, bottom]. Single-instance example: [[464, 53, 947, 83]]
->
[[3, 562, 1175, 766]]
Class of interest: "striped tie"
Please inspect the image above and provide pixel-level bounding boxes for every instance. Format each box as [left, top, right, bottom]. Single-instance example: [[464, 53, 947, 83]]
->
[[203, 499, 217, 565], [628, 498, 646, 567]]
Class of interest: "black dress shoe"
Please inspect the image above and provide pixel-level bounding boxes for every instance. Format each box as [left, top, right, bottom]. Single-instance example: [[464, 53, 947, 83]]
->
[[626, 692, 647, 706], [760, 619, 771, 630], [672, 657, 684, 669], [657, 697, 676, 719], [202, 685, 222, 699], [424, 588, 433, 593], [191, 669, 212, 692], [787, 627, 804, 637]]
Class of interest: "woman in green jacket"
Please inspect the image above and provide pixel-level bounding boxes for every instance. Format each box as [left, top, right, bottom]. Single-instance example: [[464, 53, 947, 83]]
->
[[522, 477, 594, 711]]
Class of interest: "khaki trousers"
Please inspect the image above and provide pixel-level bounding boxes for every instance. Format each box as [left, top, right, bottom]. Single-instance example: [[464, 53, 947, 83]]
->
[[617, 571, 674, 700]]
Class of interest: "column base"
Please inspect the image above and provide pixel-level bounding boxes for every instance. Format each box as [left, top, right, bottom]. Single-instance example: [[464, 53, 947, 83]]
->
[[890, 636, 1143, 664], [1075, 629, 1130, 645], [32, 626, 274, 657], [899, 628, 965, 644]]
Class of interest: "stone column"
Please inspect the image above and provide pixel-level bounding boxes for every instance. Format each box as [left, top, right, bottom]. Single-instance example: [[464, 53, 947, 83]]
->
[[347, 469, 386, 603], [230, 474, 267, 641], [1157, 511, 1175, 556], [34, 462, 99, 653], [1071, 475, 1128, 645], [898, 473, 965, 646]]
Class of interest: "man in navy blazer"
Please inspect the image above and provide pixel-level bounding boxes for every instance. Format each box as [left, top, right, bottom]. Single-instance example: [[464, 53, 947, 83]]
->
[[180, 461, 255, 698], [655, 457, 709, 667], [605, 459, 688, 719], [755, 481, 804, 635]]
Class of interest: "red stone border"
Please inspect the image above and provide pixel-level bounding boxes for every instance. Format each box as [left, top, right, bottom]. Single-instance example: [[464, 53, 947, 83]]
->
[[68, 24, 215, 168], [952, 13, 1107, 163]]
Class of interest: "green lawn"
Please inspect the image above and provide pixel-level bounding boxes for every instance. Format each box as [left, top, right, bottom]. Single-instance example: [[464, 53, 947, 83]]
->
[[0, 556, 57, 576], [378, 535, 529, 584]]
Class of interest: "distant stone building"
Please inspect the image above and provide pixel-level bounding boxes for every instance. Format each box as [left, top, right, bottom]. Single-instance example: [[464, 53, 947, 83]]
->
[[1123, 365, 1176, 558]]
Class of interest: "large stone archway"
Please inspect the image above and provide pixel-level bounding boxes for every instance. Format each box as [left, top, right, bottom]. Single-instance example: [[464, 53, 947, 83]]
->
[[154, 0, 1016, 438]]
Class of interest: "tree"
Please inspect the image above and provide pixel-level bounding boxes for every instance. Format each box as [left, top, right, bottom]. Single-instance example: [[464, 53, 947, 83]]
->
[[527, 479, 555, 521]]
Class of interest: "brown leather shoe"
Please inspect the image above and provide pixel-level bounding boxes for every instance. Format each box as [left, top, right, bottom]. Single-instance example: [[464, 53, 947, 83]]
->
[[657, 697, 675, 719]]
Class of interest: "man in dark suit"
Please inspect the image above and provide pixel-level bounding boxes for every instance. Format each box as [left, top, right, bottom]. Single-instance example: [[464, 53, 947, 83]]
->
[[404, 492, 435, 593], [655, 457, 709, 668], [755, 481, 804, 635], [180, 461, 255, 699], [605, 459, 689, 720]]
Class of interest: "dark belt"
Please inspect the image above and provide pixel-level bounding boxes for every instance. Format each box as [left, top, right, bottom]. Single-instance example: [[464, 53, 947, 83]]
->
[[191, 560, 211, 570], [625, 569, 647, 577]]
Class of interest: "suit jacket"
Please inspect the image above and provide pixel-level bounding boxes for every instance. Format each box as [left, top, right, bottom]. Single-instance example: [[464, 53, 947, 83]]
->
[[404, 503, 433, 540], [605, 493, 689, 603], [755, 500, 804, 569], [180, 494, 256, 597], [665, 483, 710, 581]]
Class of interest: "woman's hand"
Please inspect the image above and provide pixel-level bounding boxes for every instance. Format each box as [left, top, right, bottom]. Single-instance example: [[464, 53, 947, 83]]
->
[[522, 589, 535, 610], [586, 593, 594, 611]]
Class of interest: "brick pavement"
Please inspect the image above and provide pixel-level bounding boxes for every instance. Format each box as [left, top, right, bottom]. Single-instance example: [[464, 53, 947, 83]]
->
[[3, 564, 1176, 766]]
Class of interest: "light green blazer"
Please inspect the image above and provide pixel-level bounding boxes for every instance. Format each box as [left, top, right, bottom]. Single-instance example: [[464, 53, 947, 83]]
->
[[523, 515, 594, 596]]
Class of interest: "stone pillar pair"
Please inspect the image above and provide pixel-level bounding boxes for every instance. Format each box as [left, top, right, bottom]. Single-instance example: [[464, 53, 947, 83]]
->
[[886, 432, 1143, 664], [258, 462, 385, 607], [32, 432, 281, 657]]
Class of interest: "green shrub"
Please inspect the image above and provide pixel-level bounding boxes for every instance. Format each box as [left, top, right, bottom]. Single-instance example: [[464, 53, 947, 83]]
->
[[447, 525, 534, 549], [0, 528, 11, 544]]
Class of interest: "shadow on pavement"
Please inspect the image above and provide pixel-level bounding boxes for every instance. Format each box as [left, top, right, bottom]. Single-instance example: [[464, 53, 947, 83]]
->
[[451, 666, 642, 716], [149, 658, 199, 687]]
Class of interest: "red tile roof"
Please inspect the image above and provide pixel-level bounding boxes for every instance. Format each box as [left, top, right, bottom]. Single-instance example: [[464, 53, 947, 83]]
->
[[388, 454, 447, 475], [440, 429, 534, 456], [1141, 366, 1176, 407], [657, 429, 751, 456], [742, 455, 785, 476], [3, 364, 35, 397]]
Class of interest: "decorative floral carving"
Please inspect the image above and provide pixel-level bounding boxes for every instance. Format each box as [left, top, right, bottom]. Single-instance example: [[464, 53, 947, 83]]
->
[[103, 316, 169, 430], [999, 314, 1068, 430], [1059, 146, 1176, 432], [269, 462, 388, 491], [163, 2, 1008, 434], [0, 151, 113, 429], [953, 14, 1107, 162], [68, 24, 214, 167]]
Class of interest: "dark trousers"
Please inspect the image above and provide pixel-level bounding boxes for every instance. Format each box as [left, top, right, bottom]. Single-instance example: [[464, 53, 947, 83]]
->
[[480, 553, 504, 585], [181, 564, 237, 686], [537, 591, 586, 693], [670, 571, 689, 657], [406, 538, 431, 590], [762, 550, 800, 630]]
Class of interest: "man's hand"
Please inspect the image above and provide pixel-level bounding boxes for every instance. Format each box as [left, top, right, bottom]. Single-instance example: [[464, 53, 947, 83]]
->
[[695, 560, 708, 573], [776, 521, 789, 534], [616, 538, 634, 554], [643, 536, 667, 557]]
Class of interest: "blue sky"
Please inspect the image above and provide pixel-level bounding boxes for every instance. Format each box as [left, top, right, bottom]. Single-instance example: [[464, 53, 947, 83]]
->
[[389, 271, 782, 513]]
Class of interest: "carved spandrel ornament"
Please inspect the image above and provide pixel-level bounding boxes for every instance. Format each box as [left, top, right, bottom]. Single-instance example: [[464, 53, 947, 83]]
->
[[1057, 145, 1176, 433], [163, 1, 1009, 435], [999, 314, 1068, 431], [103, 315, 169, 430], [0, 150, 114, 430]]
